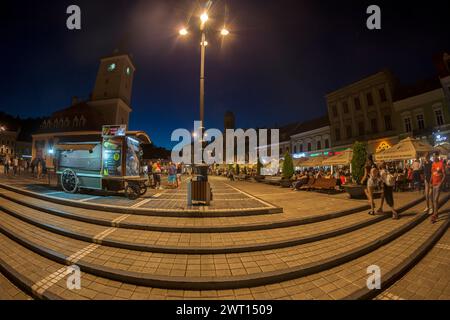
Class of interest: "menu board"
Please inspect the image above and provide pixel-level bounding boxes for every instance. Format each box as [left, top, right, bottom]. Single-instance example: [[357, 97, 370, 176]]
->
[[102, 137, 122, 176], [102, 125, 126, 137]]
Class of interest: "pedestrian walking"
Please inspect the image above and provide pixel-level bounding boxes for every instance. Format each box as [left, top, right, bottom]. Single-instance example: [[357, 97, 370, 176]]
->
[[361, 155, 378, 215], [431, 152, 446, 224], [167, 162, 177, 187], [176, 163, 183, 188], [5, 157, 10, 175], [377, 162, 398, 219], [13, 157, 19, 176], [152, 161, 162, 190], [412, 157, 421, 191], [422, 153, 433, 214]]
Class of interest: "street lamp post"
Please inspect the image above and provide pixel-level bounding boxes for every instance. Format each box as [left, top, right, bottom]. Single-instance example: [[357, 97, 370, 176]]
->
[[179, 7, 229, 162]]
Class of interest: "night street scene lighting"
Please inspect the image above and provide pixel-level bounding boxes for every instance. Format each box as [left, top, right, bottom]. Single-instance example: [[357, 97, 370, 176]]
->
[[0, 0, 449, 316]]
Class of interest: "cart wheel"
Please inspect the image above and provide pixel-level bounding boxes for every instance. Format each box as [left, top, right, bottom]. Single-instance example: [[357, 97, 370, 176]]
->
[[61, 169, 79, 193], [125, 183, 140, 200], [139, 185, 147, 196]]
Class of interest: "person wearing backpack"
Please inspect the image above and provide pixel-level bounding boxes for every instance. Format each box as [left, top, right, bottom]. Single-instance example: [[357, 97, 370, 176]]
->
[[377, 162, 398, 219]]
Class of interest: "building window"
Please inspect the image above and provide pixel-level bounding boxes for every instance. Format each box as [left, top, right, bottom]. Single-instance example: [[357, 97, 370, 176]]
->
[[384, 115, 392, 131], [354, 97, 361, 110], [367, 92, 374, 106], [335, 128, 341, 141], [435, 109, 444, 126], [324, 139, 329, 149], [346, 125, 352, 139], [416, 114, 425, 130], [293, 145, 297, 153], [404, 117, 412, 133], [379, 88, 387, 102], [343, 102, 349, 114], [317, 141, 321, 150], [331, 105, 338, 117], [358, 122, 365, 136], [307, 143, 312, 152], [371, 118, 378, 133]]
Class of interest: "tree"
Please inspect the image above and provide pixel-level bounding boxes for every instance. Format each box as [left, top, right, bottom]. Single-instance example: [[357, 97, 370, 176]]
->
[[282, 152, 294, 179], [351, 141, 367, 184], [257, 157, 262, 175]]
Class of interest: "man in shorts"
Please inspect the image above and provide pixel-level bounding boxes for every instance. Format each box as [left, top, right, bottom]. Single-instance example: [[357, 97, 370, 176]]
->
[[431, 152, 446, 224]]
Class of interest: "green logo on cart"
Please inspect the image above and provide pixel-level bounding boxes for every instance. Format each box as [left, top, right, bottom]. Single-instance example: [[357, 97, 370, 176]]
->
[[113, 153, 120, 161]]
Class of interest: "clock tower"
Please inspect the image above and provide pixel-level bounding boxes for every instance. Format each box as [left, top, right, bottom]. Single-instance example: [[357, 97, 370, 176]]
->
[[89, 51, 136, 128]]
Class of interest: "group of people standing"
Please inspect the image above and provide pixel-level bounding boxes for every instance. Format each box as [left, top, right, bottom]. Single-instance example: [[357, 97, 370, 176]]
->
[[146, 161, 183, 190], [362, 151, 446, 223]]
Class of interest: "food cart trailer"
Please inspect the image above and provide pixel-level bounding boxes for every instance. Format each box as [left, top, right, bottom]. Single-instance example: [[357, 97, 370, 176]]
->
[[55, 125, 150, 199]]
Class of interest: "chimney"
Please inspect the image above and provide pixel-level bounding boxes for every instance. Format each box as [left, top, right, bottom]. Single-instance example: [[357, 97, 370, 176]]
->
[[71, 96, 78, 106]]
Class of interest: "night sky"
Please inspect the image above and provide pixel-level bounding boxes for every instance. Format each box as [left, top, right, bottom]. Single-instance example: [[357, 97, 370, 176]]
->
[[1, 0, 449, 148]]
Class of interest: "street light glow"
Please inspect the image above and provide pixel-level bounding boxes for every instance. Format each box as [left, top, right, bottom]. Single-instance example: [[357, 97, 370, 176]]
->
[[221, 28, 230, 36], [179, 28, 188, 36], [200, 12, 209, 24]]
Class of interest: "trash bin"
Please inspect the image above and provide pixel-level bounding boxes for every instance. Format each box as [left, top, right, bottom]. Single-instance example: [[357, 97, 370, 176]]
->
[[193, 164, 208, 181]]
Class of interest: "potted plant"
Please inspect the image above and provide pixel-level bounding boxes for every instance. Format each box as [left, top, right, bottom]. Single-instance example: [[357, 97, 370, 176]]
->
[[343, 141, 367, 199], [280, 152, 294, 187]]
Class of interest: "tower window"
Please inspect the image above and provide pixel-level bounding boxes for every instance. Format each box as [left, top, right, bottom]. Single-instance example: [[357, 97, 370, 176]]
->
[[307, 143, 312, 151], [107, 63, 116, 72], [317, 141, 321, 150], [325, 139, 329, 149]]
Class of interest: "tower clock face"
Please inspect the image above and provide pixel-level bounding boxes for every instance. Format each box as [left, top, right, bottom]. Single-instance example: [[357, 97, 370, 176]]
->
[[107, 63, 116, 72]]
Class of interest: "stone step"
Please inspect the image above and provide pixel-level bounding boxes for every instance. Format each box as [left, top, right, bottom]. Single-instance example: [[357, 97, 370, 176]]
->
[[0, 270, 32, 300], [375, 220, 450, 300], [0, 190, 401, 233], [0, 198, 443, 290], [0, 194, 426, 254], [0, 204, 448, 299]]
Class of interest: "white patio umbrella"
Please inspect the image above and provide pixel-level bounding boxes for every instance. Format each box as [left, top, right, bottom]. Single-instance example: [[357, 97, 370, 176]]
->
[[375, 137, 434, 162]]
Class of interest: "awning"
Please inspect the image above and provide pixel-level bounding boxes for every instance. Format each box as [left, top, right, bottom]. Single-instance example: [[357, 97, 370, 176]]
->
[[55, 143, 99, 151], [435, 142, 450, 155], [375, 137, 434, 161], [297, 156, 328, 167], [322, 148, 353, 166]]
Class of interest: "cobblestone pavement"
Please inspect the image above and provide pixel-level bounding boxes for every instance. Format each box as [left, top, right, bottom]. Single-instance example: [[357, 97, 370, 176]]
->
[[376, 224, 450, 300], [0, 272, 31, 300], [0, 172, 448, 300]]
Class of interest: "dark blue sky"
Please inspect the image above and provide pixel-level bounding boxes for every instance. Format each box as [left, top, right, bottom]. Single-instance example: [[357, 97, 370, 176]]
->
[[1, 0, 449, 148]]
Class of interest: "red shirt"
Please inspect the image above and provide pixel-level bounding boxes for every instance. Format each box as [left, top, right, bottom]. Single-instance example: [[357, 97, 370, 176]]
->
[[431, 160, 445, 186]]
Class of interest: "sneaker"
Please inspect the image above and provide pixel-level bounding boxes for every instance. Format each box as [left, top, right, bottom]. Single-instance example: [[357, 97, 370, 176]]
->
[[428, 208, 434, 215], [392, 211, 399, 220], [423, 207, 429, 213]]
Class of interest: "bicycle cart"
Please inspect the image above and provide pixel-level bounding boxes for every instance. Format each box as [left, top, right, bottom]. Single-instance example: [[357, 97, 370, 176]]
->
[[55, 125, 150, 199]]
